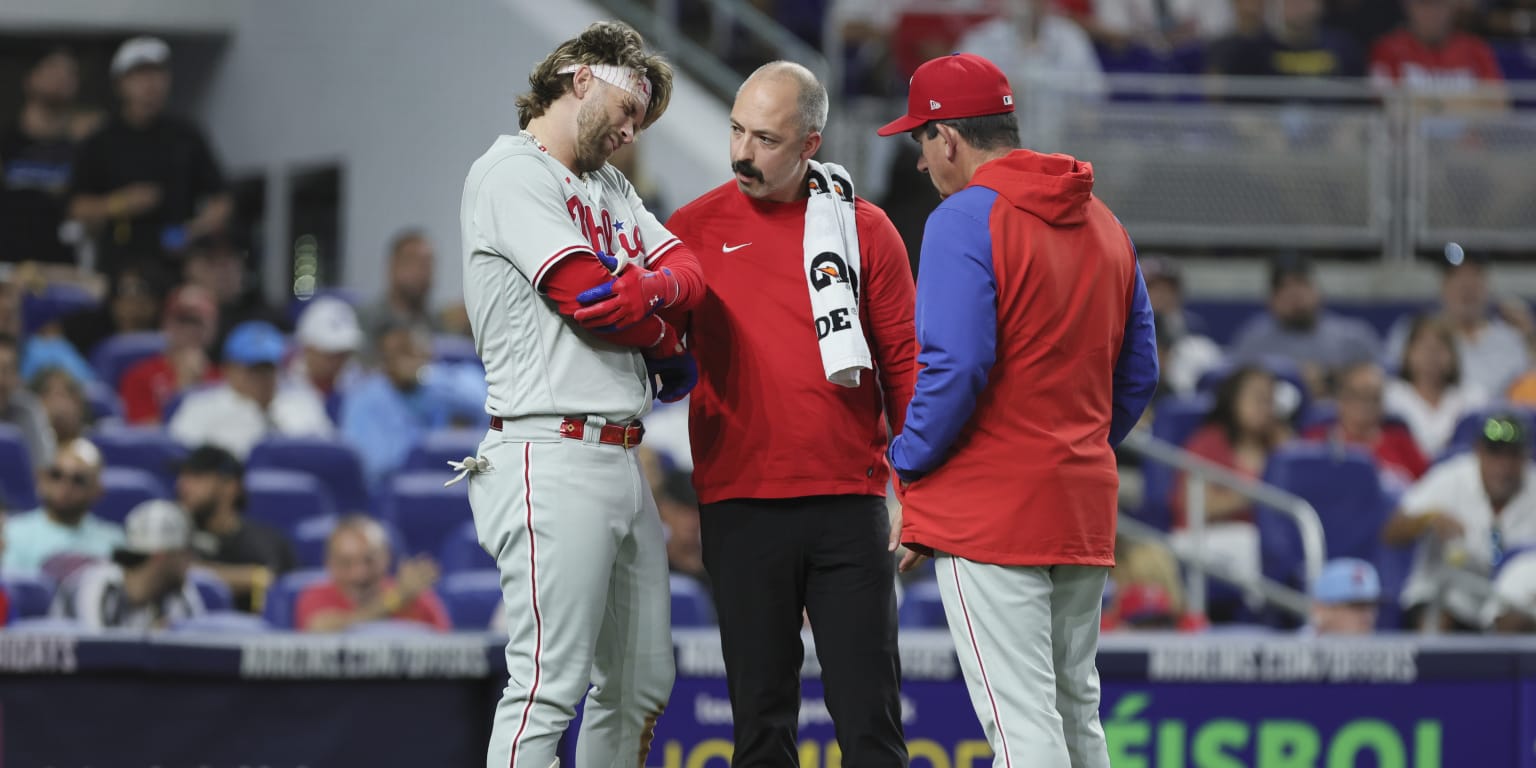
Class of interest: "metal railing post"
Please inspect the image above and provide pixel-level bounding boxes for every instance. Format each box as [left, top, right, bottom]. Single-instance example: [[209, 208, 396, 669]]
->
[[1185, 474, 1208, 617]]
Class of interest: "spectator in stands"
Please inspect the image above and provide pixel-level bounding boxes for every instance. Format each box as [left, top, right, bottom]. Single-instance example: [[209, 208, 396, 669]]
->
[[295, 515, 450, 633], [66, 37, 231, 281], [1305, 557, 1381, 635], [1207, 0, 1270, 75], [168, 320, 332, 459], [182, 232, 285, 358], [61, 265, 164, 360], [1304, 361, 1429, 489], [1231, 252, 1381, 397], [1485, 549, 1536, 632], [1, 438, 120, 574], [1384, 412, 1536, 631], [358, 230, 440, 358], [1209, 0, 1366, 78], [1326, 0, 1405, 48], [178, 445, 295, 613], [119, 285, 219, 424], [1103, 583, 1180, 630], [51, 499, 204, 631], [659, 470, 706, 587], [1386, 245, 1532, 400], [1104, 540, 1205, 631], [1142, 255, 1222, 397], [1170, 366, 1289, 593], [29, 368, 89, 447], [1087, 0, 1234, 53], [1371, 0, 1504, 96], [287, 296, 363, 416], [1385, 314, 1487, 457], [1486, 0, 1536, 39], [339, 322, 485, 486], [1, 48, 100, 265], [0, 332, 55, 467]]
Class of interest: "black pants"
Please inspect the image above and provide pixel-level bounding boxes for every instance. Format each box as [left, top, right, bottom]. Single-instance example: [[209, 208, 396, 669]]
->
[[700, 495, 907, 767]]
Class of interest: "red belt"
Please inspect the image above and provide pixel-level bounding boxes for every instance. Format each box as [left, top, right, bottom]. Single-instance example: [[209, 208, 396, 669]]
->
[[490, 416, 645, 448]]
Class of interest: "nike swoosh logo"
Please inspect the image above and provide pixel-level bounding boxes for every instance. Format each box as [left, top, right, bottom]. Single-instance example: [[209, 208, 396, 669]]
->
[[722, 242, 752, 253]]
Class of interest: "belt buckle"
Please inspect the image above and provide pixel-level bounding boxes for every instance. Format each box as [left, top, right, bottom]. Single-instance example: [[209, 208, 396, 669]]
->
[[622, 426, 636, 449]]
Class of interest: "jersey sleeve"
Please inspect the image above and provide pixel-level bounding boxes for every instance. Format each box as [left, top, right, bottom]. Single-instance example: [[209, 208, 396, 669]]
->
[[473, 155, 595, 291], [617, 172, 684, 268]]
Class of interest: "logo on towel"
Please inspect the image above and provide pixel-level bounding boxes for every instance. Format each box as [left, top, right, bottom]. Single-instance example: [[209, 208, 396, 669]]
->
[[809, 252, 859, 300]]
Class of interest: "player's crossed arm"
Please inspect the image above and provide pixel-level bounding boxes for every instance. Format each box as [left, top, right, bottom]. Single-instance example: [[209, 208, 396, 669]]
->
[[543, 254, 686, 358]]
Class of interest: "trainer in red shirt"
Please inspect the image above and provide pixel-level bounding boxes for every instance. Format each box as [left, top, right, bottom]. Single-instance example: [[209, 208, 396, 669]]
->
[[1371, 0, 1503, 91], [119, 285, 221, 424], [294, 515, 450, 633], [663, 62, 915, 766]]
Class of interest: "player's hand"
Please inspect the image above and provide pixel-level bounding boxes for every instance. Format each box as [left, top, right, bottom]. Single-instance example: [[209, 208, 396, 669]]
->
[[897, 547, 930, 574], [646, 351, 697, 403], [396, 556, 441, 599], [574, 253, 678, 331]]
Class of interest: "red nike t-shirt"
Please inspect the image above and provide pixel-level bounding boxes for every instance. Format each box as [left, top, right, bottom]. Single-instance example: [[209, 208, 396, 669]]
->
[[665, 181, 917, 505], [294, 579, 451, 632]]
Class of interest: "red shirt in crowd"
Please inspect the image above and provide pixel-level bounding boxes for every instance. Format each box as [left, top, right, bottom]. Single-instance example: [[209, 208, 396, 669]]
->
[[1370, 30, 1503, 90], [1171, 424, 1261, 529], [293, 579, 451, 632], [119, 354, 221, 424], [664, 181, 917, 505], [1302, 422, 1429, 484]]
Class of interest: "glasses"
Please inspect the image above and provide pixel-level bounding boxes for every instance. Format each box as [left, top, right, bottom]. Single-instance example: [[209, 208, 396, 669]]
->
[[46, 467, 92, 487]]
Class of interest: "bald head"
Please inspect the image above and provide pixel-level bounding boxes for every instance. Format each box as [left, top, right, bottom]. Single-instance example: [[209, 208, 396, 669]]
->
[[738, 61, 827, 138]]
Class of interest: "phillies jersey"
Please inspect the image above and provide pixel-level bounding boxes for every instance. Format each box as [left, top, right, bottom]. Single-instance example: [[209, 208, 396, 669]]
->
[[460, 133, 683, 422], [1370, 30, 1503, 91]]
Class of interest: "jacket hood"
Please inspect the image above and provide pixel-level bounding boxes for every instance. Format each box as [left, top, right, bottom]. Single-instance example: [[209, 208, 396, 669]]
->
[[970, 150, 1095, 226]]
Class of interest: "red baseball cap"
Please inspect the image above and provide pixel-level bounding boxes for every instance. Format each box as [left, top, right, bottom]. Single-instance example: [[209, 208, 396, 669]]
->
[[876, 53, 1015, 137]]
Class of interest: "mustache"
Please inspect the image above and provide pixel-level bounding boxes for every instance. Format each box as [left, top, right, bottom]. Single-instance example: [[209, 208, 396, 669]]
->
[[732, 160, 763, 182]]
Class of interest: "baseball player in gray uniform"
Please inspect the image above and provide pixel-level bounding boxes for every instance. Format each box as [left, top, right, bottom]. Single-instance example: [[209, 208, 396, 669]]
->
[[457, 21, 706, 768]]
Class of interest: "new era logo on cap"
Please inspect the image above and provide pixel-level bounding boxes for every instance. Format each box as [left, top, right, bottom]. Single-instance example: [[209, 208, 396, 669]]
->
[[876, 53, 1017, 137]]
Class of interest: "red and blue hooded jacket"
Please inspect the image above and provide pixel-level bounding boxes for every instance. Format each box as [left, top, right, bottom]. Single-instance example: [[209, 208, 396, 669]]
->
[[889, 149, 1158, 567]]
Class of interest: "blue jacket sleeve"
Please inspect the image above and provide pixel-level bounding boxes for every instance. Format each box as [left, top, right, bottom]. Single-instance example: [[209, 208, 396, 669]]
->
[[888, 198, 998, 481], [1110, 262, 1159, 446]]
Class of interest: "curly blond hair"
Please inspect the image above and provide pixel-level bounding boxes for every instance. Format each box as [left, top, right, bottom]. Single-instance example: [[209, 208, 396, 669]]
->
[[516, 21, 674, 130]]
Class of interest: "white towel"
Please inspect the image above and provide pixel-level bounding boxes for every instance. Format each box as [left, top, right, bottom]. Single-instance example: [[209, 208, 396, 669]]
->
[[804, 160, 870, 388]]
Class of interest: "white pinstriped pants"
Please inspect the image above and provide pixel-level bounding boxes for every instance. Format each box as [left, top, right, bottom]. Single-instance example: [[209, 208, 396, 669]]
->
[[469, 421, 674, 768], [935, 555, 1111, 768]]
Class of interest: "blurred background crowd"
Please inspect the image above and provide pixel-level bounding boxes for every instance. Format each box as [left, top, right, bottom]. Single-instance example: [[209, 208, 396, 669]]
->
[[1, 0, 1535, 639]]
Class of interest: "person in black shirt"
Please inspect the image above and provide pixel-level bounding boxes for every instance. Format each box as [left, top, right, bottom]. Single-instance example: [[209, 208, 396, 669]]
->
[[66, 37, 231, 280], [1210, 0, 1366, 78], [0, 48, 101, 265], [177, 445, 295, 613], [182, 232, 287, 359]]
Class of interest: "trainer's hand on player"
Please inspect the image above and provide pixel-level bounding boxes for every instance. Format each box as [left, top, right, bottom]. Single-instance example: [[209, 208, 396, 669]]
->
[[646, 351, 697, 403], [396, 556, 441, 600], [574, 251, 679, 331]]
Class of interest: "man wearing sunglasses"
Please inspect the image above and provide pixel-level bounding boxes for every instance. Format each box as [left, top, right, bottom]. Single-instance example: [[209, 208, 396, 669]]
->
[[1, 437, 123, 575]]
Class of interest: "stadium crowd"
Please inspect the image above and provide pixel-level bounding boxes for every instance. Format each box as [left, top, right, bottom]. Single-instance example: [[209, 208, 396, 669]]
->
[[2, 10, 1535, 638]]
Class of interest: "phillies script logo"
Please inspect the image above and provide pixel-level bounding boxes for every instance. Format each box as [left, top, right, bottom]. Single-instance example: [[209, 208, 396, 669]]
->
[[809, 252, 859, 300], [567, 196, 646, 262]]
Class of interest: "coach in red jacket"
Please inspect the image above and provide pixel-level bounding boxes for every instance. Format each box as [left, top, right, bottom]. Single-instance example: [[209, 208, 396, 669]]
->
[[879, 53, 1158, 767]]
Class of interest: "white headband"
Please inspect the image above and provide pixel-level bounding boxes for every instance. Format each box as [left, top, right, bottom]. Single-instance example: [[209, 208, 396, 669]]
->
[[559, 63, 652, 104]]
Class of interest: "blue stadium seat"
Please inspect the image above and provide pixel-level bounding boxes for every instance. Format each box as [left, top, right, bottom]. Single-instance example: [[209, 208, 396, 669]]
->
[[244, 469, 337, 538], [439, 520, 492, 574], [670, 573, 715, 627], [1259, 443, 1391, 588], [442, 570, 503, 630], [262, 568, 328, 629], [84, 379, 123, 421], [0, 424, 38, 510], [405, 428, 484, 472], [172, 611, 271, 634], [1136, 394, 1213, 531], [897, 579, 946, 628], [2, 575, 54, 620], [433, 335, 480, 367], [89, 331, 165, 388], [190, 569, 233, 613], [91, 423, 188, 490], [384, 471, 472, 558], [247, 437, 369, 514], [94, 467, 168, 525]]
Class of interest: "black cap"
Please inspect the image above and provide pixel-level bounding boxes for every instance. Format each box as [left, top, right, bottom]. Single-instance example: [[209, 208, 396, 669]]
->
[[1269, 251, 1313, 294], [1479, 412, 1529, 453], [1438, 242, 1490, 273], [179, 445, 244, 477]]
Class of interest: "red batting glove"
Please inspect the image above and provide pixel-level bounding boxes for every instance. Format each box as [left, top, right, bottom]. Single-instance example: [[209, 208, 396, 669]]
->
[[574, 265, 680, 331]]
